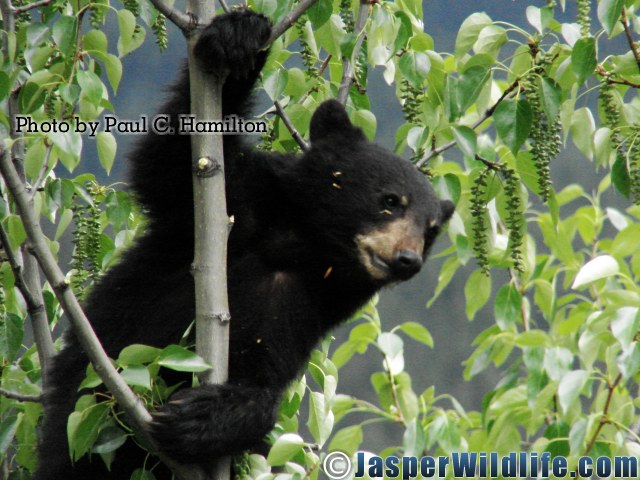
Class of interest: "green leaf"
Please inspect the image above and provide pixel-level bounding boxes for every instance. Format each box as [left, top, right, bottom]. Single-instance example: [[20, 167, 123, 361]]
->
[[457, 66, 490, 114], [266, 433, 304, 466], [83, 29, 108, 54], [612, 153, 631, 198], [377, 332, 404, 375], [403, 418, 426, 457], [91, 426, 127, 454], [597, 0, 624, 35], [494, 99, 532, 154], [117, 10, 146, 57], [68, 403, 109, 461], [393, 11, 413, 53], [262, 68, 288, 101], [18, 82, 46, 114], [539, 78, 562, 121], [544, 421, 570, 457], [315, 14, 346, 58], [572, 37, 597, 86], [396, 322, 433, 347], [0, 313, 23, 362], [464, 270, 491, 320], [0, 414, 22, 456], [526, 6, 553, 34], [130, 469, 157, 480], [77, 69, 103, 105], [25, 137, 47, 179], [454, 12, 492, 58], [570, 107, 595, 160], [307, 0, 332, 28], [399, 51, 430, 87], [543, 347, 573, 381], [618, 344, 640, 379], [494, 284, 522, 330], [120, 366, 151, 390], [157, 345, 211, 372], [52, 16, 77, 57], [558, 370, 588, 414], [307, 391, 332, 446], [351, 110, 376, 141], [474, 25, 507, 57], [611, 307, 640, 349], [51, 131, 82, 171], [118, 344, 161, 365], [428, 256, 460, 307], [96, 132, 117, 174], [571, 255, 619, 289], [452, 126, 477, 158], [6, 215, 27, 250], [329, 425, 362, 456], [0, 72, 10, 101], [515, 330, 549, 347], [93, 52, 123, 93]]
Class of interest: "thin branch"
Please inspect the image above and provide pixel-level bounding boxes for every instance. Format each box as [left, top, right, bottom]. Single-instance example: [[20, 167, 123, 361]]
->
[[474, 154, 501, 171], [12, 0, 53, 13], [584, 373, 623, 456], [0, 210, 55, 372], [218, 0, 230, 14], [416, 79, 520, 167], [148, 0, 194, 33], [596, 64, 640, 89], [381, 354, 407, 427], [275, 100, 310, 151], [0, 141, 190, 477], [0, 387, 41, 403], [268, 0, 319, 45], [0, 211, 46, 322], [1, 0, 56, 378], [28, 142, 52, 201], [621, 8, 640, 72], [337, 0, 370, 105]]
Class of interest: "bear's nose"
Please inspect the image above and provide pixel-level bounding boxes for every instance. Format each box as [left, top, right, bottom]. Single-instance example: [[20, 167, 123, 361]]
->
[[390, 249, 423, 279]]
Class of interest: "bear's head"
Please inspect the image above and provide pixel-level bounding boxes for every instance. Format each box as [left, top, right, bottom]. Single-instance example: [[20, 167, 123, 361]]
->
[[285, 100, 454, 287]]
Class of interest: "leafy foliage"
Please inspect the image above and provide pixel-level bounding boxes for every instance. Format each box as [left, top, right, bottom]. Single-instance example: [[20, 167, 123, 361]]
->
[[3, 0, 640, 479]]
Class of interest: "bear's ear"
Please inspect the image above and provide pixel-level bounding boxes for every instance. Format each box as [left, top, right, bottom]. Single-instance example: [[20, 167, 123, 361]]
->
[[440, 200, 455, 224], [309, 99, 365, 144]]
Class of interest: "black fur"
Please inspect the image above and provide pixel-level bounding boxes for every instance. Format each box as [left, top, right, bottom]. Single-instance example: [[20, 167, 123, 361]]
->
[[35, 10, 454, 479]]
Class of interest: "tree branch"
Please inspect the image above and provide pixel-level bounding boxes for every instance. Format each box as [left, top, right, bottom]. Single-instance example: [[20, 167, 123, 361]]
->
[[0, 203, 37, 315], [0, 387, 41, 403], [416, 79, 520, 167], [185, 0, 230, 478], [11, 0, 53, 13], [584, 373, 623, 456], [148, 0, 195, 33], [337, 0, 370, 105], [1, 0, 56, 381], [274, 100, 310, 151], [0, 141, 192, 478], [268, 0, 319, 45], [218, 0, 230, 14], [0, 203, 54, 373], [621, 8, 640, 72]]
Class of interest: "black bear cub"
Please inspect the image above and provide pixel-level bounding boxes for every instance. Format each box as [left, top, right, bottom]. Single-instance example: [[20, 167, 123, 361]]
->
[[36, 10, 454, 480]]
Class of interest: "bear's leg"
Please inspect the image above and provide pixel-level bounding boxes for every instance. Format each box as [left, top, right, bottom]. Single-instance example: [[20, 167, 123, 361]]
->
[[149, 384, 279, 464]]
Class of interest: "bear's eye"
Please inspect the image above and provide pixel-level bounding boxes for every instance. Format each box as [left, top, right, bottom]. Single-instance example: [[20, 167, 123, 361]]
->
[[383, 194, 400, 209]]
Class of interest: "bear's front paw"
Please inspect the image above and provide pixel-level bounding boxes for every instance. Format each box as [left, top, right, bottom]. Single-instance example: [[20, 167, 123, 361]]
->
[[194, 10, 272, 79], [149, 388, 216, 464]]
